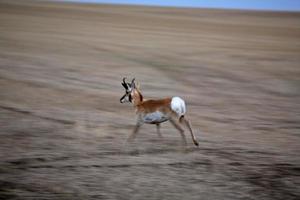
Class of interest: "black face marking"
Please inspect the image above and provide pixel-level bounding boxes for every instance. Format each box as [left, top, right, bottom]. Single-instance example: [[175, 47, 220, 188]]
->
[[129, 93, 132, 102]]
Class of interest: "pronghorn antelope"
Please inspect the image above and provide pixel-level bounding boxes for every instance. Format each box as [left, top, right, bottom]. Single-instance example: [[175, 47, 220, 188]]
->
[[120, 78, 199, 146]]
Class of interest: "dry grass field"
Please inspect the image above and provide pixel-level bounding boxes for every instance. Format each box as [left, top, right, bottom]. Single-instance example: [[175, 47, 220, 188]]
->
[[0, 0, 300, 199]]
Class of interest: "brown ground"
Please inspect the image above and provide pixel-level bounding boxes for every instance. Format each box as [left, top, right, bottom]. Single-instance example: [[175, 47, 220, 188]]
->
[[0, 1, 300, 199]]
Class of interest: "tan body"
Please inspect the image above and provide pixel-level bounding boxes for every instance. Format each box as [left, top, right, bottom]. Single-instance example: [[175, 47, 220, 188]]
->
[[137, 98, 172, 114], [136, 98, 172, 123]]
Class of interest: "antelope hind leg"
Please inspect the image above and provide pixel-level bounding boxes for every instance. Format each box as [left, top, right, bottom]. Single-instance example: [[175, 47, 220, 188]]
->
[[179, 116, 199, 146], [169, 117, 187, 146]]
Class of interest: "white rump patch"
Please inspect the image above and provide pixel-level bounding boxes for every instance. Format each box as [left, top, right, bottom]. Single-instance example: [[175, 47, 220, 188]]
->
[[171, 97, 186, 117]]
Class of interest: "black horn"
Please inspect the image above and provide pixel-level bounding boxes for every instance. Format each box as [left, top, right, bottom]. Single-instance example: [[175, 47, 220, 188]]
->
[[122, 77, 128, 89], [131, 78, 135, 88]]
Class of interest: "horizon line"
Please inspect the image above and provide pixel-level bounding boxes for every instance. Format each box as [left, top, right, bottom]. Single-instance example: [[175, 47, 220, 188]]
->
[[54, 0, 300, 12]]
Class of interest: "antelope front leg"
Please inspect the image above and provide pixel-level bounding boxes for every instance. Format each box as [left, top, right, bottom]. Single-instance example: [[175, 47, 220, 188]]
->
[[156, 123, 163, 138], [127, 118, 143, 142], [169, 117, 187, 146]]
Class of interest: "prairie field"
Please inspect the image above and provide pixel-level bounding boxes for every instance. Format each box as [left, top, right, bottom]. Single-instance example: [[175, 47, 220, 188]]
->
[[0, 1, 300, 199]]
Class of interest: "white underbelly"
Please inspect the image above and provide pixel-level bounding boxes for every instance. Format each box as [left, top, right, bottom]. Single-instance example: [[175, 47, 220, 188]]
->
[[142, 111, 169, 124]]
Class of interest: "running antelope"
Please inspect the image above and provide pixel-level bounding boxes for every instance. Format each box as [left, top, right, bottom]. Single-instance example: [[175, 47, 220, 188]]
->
[[120, 78, 199, 146]]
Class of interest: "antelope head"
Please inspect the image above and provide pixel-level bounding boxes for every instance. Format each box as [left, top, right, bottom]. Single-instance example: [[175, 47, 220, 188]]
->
[[120, 77, 136, 103]]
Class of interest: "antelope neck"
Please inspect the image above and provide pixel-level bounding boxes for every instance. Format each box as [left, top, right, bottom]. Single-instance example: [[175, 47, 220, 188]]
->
[[132, 89, 143, 106]]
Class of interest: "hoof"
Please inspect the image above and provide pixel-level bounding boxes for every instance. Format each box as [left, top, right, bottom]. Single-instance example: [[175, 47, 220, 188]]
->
[[194, 140, 199, 146]]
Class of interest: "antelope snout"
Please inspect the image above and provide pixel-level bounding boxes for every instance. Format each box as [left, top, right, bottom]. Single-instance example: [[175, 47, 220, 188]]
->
[[120, 93, 127, 103]]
